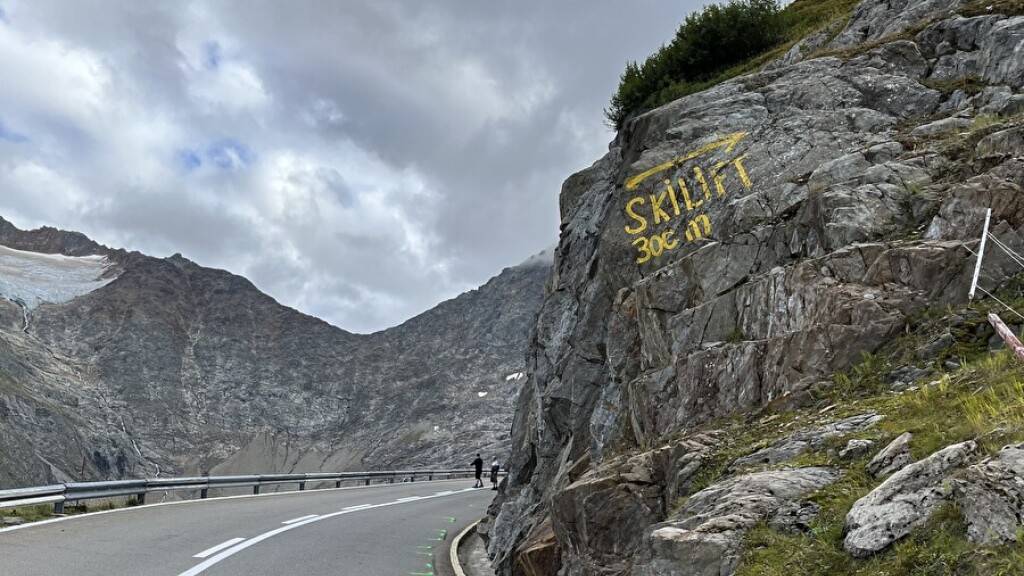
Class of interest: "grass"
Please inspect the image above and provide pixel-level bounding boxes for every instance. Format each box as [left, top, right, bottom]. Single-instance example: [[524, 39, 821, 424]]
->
[[729, 347, 1024, 575], [646, 284, 1024, 575], [4, 497, 142, 524], [960, 0, 1024, 17]]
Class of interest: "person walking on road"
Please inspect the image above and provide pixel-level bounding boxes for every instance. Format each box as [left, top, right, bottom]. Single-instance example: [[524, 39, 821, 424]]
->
[[472, 453, 484, 488], [490, 458, 501, 491]]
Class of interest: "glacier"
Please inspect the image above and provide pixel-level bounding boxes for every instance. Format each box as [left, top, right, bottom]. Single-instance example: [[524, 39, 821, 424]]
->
[[0, 244, 117, 310]]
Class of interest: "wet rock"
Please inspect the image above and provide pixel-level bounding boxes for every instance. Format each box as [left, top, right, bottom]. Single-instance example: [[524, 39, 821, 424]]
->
[[954, 443, 1024, 545], [844, 441, 977, 557], [867, 433, 914, 477]]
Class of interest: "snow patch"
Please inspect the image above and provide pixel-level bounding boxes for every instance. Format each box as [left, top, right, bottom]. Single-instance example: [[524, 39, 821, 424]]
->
[[0, 245, 117, 309], [477, 391, 489, 398], [505, 372, 525, 382]]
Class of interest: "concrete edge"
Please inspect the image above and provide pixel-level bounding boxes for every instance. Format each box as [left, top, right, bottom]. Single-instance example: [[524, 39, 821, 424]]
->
[[450, 518, 482, 576]]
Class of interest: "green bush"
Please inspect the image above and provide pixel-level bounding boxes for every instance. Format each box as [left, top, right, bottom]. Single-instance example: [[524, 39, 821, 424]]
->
[[606, 0, 785, 129], [606, 0, 862, 129]]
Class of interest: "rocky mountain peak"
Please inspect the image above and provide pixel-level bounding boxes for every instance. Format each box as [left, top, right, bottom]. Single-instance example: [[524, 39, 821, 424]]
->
[[0, 218, 549, 488]]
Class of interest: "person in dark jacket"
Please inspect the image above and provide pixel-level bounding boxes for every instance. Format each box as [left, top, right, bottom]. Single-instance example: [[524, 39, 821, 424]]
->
[[490, 458, 501, 490], [472, 454, 484, 488]]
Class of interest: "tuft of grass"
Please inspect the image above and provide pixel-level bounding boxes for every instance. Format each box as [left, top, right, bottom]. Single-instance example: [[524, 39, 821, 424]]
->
[[921, 76, 988, 97]]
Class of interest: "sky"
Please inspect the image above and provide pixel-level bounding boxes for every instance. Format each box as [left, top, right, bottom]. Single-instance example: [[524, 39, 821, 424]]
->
[[0, 0, 703, 333]]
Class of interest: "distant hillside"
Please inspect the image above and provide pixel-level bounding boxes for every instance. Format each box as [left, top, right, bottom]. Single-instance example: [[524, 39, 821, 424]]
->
[[0, 216, 550, 487]]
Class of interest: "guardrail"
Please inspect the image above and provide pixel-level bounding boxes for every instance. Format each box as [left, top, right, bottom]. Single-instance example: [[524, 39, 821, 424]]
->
[[0, 469, 480, 514]]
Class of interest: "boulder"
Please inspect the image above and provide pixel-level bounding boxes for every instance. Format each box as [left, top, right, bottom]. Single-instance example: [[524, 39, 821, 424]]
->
[[844, 441, 976, 557], [840, 439, 876, 460], [867, 432, 914, 477], [635, 468, 839, 576], [954, 443, 1024, 545]]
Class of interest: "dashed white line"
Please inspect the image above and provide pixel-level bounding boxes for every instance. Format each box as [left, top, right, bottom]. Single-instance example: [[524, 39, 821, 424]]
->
[[282, 514, 318, 525], [176, 488, 480, 576], [193, 537, 246, 559], [394, 496, 421, 503]]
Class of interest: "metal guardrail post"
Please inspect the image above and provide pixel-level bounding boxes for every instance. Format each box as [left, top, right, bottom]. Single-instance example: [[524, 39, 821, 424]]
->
[[299, 481, 306, 491], [201, 488, 209, 499], [53, 501, 64, 514], [253, 485, 260, 495]]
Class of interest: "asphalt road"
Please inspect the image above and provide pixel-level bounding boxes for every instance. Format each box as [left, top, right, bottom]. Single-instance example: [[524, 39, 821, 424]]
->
[[0, 479, 494, 576]]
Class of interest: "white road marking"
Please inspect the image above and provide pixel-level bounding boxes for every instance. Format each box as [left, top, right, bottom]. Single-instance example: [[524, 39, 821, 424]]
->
[[193, 538, 246, 559], [342, 504, 372, 512], [176, 488, 481, 576], [433, 490, 454, 497], [282, 514, 318, 525], [394, 496, 421, 503]]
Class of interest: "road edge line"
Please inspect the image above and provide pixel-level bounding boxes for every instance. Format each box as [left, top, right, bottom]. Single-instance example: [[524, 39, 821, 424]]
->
[[450, 518, 481, 576]]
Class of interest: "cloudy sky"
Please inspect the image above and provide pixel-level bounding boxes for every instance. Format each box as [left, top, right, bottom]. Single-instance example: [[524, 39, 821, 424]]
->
[[0, 0, 702, 333]]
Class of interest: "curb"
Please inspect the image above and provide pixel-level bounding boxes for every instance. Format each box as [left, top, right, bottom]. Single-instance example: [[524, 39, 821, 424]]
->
[[450, 518, 482, 576]]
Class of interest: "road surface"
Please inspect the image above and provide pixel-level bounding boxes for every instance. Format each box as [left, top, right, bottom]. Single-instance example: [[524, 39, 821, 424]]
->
[[0, 479, 493, 576]]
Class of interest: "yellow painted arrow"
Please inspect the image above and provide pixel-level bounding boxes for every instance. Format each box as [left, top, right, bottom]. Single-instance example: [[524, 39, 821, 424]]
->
[[624, 132, 748, 191]]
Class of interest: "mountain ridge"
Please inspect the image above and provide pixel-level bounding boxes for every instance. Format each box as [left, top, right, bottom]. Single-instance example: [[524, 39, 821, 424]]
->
[[0, 216, 549, 488]]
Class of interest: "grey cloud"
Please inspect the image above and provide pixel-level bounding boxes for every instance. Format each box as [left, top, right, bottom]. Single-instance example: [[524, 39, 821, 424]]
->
[[0, 0, 705, 331]]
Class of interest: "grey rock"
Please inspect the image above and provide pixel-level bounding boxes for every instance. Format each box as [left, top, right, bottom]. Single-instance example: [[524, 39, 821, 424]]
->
[[978, 126, 1024, 159], [910, 117, 970, 139], [830, 0, 967, 49], [955, 443, 1024, 544], [844, 441, 977, 557], [731, 413, 883, 468], [867, 432, 914, 477], [635, 468, 839, 576], [840, 439, 876, 460], [490, 1, 1024, 572]]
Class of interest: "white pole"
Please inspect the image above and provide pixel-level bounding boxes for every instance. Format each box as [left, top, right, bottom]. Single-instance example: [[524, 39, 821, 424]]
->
[[969, 208, 992, 300]]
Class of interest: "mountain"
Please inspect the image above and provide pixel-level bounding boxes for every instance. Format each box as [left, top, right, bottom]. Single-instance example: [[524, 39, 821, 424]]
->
[[485, 0, 1024, 574], [0, 217, 550, 487]]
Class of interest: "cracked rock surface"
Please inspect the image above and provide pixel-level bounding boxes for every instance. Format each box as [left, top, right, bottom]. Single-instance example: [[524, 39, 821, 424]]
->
[[844, 440, 976, 557], [488, 0, 1024, 573]]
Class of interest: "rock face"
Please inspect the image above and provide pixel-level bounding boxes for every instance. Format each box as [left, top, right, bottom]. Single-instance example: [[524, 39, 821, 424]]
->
[[955, 443, 1024, 545], [490, 0, 1024, 573], [0, 218, 549, 487]]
